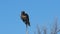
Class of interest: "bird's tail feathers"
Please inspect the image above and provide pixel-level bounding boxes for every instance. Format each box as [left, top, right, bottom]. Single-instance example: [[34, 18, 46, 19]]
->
[[28, 22, 30, 26], [26, 21, 30, 27]]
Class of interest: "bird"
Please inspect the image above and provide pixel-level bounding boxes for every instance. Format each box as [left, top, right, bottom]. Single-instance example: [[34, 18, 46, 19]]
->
[[21, 11, 30, 27]]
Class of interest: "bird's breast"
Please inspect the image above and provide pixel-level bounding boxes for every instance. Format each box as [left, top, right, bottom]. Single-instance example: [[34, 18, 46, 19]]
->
[[21, 15, 27, 19]]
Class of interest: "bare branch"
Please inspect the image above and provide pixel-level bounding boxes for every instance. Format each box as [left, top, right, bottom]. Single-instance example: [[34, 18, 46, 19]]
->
[[51, 17, 58, 34]]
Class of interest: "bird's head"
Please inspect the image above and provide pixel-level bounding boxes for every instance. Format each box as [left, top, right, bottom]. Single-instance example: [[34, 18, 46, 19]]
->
[[21, 11, 25, 14]]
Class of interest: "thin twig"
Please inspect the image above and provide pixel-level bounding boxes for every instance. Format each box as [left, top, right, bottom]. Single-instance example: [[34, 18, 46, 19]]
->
[[34, 31, 36, 34], [57, 29, 60, 32], [26, 26, 28, 34], [37, 24, 41, 34], [43, 26, 47, 34]]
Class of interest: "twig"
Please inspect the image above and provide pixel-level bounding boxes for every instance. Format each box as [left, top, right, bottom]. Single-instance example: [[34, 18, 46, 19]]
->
[[37, 24, 41, 34], [26, 26, 28, 34], [43, 26, 47, 34], [34, 31, 36, 34], [57, 29, 60, 32]]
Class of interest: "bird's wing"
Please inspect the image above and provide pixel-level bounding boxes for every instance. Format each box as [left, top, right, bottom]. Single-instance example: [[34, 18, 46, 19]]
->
[[25, 14, 29, 20]]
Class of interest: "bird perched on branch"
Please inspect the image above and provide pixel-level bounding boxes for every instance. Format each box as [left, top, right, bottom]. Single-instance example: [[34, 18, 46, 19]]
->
[[21, 11, 30, 27]]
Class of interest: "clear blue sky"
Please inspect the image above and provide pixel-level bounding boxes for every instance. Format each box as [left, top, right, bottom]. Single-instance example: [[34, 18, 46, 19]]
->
[[0, 0, 60, 34]]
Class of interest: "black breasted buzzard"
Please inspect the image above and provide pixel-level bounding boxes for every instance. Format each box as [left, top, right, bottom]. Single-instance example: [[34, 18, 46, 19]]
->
[[21, 11, 30, 27]]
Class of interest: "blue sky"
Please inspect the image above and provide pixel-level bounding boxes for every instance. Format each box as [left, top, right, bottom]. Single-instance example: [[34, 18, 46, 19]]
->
[[0, 0, 60, 34]]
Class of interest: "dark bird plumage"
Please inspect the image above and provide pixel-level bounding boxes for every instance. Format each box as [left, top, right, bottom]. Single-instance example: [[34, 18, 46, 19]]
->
[[21, 11, 30, 27]]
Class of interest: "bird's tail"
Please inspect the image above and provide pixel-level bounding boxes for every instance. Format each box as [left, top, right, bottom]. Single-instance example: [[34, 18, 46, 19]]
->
[[26, 21, 30, 27], [28, 22, 30, 26]]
